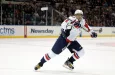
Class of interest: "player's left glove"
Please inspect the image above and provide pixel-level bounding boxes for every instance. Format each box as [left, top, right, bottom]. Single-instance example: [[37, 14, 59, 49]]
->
[[91, 32, 97, 38]]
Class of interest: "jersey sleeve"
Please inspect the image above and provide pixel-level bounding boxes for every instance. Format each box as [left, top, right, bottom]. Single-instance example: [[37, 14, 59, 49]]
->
[[81, 19, 93, 34]]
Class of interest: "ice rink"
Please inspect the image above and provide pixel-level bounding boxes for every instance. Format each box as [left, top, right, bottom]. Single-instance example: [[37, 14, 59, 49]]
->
[[0, 37, 115, 75]]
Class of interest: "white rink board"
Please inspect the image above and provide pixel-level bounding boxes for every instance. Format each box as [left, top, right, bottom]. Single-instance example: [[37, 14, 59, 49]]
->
[[27, 26, 115, 37], [27, 26, 61, 36], [0, 26, 115, 38], [0, 26, 24, 36], [82, 27, 115, 37]]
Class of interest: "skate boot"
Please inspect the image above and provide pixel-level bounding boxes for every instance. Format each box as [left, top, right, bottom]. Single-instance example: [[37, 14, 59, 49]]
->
[[34, 63, 42, 70], [63, 59, 74, 70]]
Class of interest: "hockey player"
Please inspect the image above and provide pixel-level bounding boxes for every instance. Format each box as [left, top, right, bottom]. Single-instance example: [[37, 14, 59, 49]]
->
[[34, 9, 97, 70]]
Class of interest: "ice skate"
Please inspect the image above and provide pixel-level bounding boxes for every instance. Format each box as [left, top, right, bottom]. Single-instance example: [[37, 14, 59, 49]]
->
[[34, 63, 42, 70], [63, 59, 74, 70]]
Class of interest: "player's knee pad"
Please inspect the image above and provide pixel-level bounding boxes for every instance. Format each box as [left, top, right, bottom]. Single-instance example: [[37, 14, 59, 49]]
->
[[72, 48, 85, 60], [44, 50, 57, 61]]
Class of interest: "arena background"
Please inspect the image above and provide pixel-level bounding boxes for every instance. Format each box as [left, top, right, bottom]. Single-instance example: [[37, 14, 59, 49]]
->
[[0, 0, 115, 38], [0, 1, 115, 75]]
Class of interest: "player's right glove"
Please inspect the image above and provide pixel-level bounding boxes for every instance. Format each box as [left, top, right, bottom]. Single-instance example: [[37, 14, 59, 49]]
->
[[91, 32, 97, 38]]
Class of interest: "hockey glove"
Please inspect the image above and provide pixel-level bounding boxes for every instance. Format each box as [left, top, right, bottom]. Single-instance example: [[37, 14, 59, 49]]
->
[[91, 32, 97, 38], [74, 22, 81, 28]]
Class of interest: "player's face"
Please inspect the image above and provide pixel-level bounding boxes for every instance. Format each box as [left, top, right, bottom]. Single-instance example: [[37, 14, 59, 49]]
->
[[75, 14, 83, 21]]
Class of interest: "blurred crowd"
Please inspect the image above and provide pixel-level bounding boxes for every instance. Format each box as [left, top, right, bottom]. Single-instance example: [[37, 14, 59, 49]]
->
[[55, 0, 115, 26], [0, 0, 115, 26], [1, 2, 48, 25]]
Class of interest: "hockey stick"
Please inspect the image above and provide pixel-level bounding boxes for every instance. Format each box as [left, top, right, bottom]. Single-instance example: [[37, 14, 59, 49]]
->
[[62, 43, 71, 51]]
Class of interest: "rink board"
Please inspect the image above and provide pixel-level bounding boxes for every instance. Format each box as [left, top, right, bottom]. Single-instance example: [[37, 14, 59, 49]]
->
[[0, 26, 115, 38], [0, 26, 24, 38]]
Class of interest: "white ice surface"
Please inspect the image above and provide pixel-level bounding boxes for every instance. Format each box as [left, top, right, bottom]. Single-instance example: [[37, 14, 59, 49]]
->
[[0, 37, 115, 75]]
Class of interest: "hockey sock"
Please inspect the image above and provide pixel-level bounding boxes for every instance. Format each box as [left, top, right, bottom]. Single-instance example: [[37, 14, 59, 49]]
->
[[39, 57, 46, 67], [39, 51, 57, 67], [68, 56, 75, 64], [69, 52, 80, 64], [39, 53, 51, 66]]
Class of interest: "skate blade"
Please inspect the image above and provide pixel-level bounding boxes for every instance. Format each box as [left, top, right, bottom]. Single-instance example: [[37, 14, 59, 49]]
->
[[63, 64, 73, 71]]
